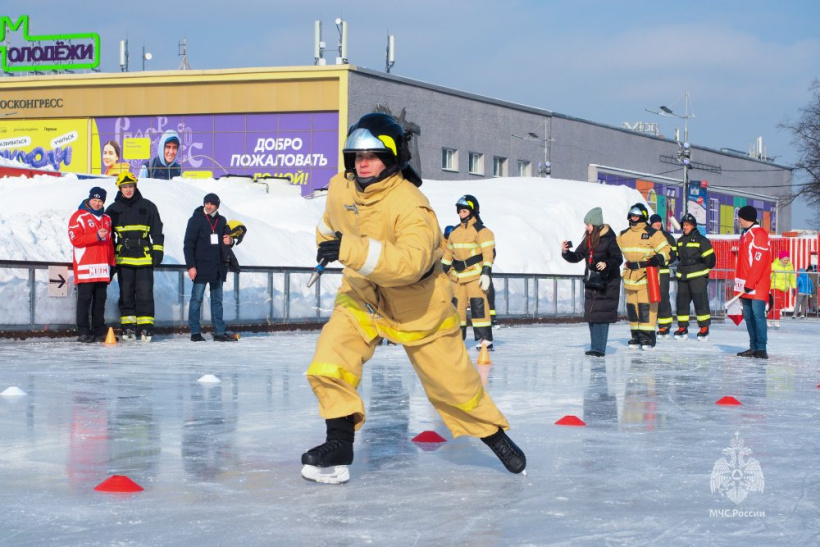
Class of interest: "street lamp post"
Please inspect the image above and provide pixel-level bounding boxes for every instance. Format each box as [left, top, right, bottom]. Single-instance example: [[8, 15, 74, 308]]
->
[[512, 118, 551, 177], [647, 93, 695, 216]]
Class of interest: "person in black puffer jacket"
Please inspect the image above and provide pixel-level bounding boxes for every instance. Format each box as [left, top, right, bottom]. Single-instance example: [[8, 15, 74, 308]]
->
[[562, 207, 623, 356], [183, 193, 236, 342]]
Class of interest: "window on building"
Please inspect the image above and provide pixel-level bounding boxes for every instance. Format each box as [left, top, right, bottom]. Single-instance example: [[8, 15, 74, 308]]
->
[[468, 152, 484, 175], [442, 148, 457, 171], [493, 156, 507, 177], [517, 160, 531, 177]]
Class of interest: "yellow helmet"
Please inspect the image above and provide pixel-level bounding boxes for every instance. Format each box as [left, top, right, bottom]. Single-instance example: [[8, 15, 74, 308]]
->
[[227, 220, 247, 245], [116, 171, 138, 186]]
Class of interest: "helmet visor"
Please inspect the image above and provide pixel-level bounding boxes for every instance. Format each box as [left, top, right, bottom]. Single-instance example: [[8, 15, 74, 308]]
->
[[343, 128, 392, 154], [456, 196, 474, 210], [628, 206, 645, 218]]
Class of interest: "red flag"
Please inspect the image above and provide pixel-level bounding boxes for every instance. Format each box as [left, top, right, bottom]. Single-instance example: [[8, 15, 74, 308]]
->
[[726, 294, 744, 326]]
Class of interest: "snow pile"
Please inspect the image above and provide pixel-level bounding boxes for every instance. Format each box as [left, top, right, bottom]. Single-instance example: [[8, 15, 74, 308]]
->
[[0, 173, 644, 275]]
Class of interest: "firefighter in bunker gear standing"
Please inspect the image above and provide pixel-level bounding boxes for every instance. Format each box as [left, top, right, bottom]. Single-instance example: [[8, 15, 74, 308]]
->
[[441, 195, 495, 349], [616, 203, 671, 350], [300, 113, 525, 484], [648, 214, 678, 338], [673, 213, 717, 340], [105, 171, 165, 341]]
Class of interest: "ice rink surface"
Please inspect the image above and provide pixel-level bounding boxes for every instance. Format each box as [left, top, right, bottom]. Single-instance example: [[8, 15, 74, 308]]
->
[[1, 320, 819, 546]]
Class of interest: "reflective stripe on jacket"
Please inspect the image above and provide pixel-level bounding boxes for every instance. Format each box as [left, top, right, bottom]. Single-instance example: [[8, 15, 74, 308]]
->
[[616, 222, 671, 289], [316, 171, 459, 346], [105, 188, 164, 267], [675, 230, 716, 280], [441, 217, 495, 284]]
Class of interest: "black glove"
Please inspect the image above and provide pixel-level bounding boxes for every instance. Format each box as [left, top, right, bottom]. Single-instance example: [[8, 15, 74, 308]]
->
[[743, 286, 754, 294], [152, 250, 163, 266], [646, 254, 663, 267], [317, 232, 342, 263], [109, 266, 117, 281], [625, 261, 641, 270], [442, 263, 451, 274]]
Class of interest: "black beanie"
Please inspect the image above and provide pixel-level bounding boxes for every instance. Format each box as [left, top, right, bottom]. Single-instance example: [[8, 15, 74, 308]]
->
[[203, 193, 220, 208], [649, 214, 662, 225], [738, 205, 757, 222], [88, 187, 107, 203]]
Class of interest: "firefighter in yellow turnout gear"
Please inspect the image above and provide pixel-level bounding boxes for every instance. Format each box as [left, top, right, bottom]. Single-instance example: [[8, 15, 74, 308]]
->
[[441, 195, 495, 349], [300, 113, 525, 484], [616, 203, 672, 350]]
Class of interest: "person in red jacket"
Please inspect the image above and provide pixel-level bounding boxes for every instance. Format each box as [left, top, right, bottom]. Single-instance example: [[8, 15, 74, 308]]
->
[[68, 187, 116, 343], [734, 205, 771, 359]]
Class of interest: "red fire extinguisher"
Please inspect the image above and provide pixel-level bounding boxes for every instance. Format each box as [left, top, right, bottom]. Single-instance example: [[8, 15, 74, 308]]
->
[[646, 265, 661, 303]]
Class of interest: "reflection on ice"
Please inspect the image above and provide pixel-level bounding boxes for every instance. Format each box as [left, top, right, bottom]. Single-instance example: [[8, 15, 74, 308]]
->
[[0, 321, 818, 544]]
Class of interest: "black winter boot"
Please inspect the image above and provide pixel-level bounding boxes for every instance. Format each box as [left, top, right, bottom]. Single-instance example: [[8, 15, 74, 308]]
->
[[481, 428, 526, 474]]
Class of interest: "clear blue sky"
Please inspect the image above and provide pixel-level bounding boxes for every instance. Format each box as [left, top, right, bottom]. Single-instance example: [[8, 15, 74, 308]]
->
[[5, 0, 820, 226]]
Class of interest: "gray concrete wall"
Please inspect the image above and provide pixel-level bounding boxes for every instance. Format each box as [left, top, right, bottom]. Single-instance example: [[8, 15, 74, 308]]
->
[[347, 68, 793, 229]]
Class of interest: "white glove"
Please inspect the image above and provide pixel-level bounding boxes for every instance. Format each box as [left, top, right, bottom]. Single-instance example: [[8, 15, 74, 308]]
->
[[479, 274, 491, 292]]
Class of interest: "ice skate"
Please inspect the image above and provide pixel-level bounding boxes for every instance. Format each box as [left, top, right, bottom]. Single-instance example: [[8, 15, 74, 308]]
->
[[627, 332, 641, 350], [481, 428, 526, 474], [697, 327, 709, 341], [475, 340, 494, 351], [300, 439, 353, 485], [139, 327, 153, 342], [774, 320, 780, 329], [657, 327, 671, 340], [673, 327, 688, 340], [122, 328, 136, 342]]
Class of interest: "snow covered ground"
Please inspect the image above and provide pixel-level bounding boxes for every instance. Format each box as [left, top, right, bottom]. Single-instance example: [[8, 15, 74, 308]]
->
[[0, 171, 644, 274], [1, 321, 818, 545]]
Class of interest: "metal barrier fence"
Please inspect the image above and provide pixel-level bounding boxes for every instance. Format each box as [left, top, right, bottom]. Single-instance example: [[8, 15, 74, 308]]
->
[[2, 261, 817, 332]]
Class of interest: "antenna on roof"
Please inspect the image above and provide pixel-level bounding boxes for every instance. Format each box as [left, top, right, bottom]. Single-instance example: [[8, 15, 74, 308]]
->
[[335, 18, 348, 64], [314, 21, 326, 65], [178, 37, 191, 70], [385, 32, 395, 73]]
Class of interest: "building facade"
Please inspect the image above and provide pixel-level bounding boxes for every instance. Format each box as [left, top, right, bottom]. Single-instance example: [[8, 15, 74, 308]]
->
[[1, 64, 792, 232]]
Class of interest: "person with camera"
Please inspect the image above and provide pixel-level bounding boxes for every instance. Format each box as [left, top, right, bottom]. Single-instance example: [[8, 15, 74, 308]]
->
[[562, 207, 623, 357]]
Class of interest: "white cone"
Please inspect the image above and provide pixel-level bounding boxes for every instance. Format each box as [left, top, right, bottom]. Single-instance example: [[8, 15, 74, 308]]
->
[[1, 386, 27, 397], [197, 374, 221, 384]]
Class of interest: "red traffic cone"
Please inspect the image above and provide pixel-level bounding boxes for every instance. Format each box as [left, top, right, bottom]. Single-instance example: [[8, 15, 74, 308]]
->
[[555, 415, 586, 426], [94, 475, 144, 492], [716, 396, 742, 406], [412, 430, 447, 452]]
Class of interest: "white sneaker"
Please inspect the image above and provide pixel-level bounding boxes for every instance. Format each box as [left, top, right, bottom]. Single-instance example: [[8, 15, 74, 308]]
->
[[774, 321, 780, 329], [767, 321, 773, 327]]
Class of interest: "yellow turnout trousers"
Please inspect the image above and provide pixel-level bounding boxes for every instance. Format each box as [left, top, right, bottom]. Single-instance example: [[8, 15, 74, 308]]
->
[[625, 285, 657, 334], [307, 311, 509, 438], [453, 278, 493, 341]]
